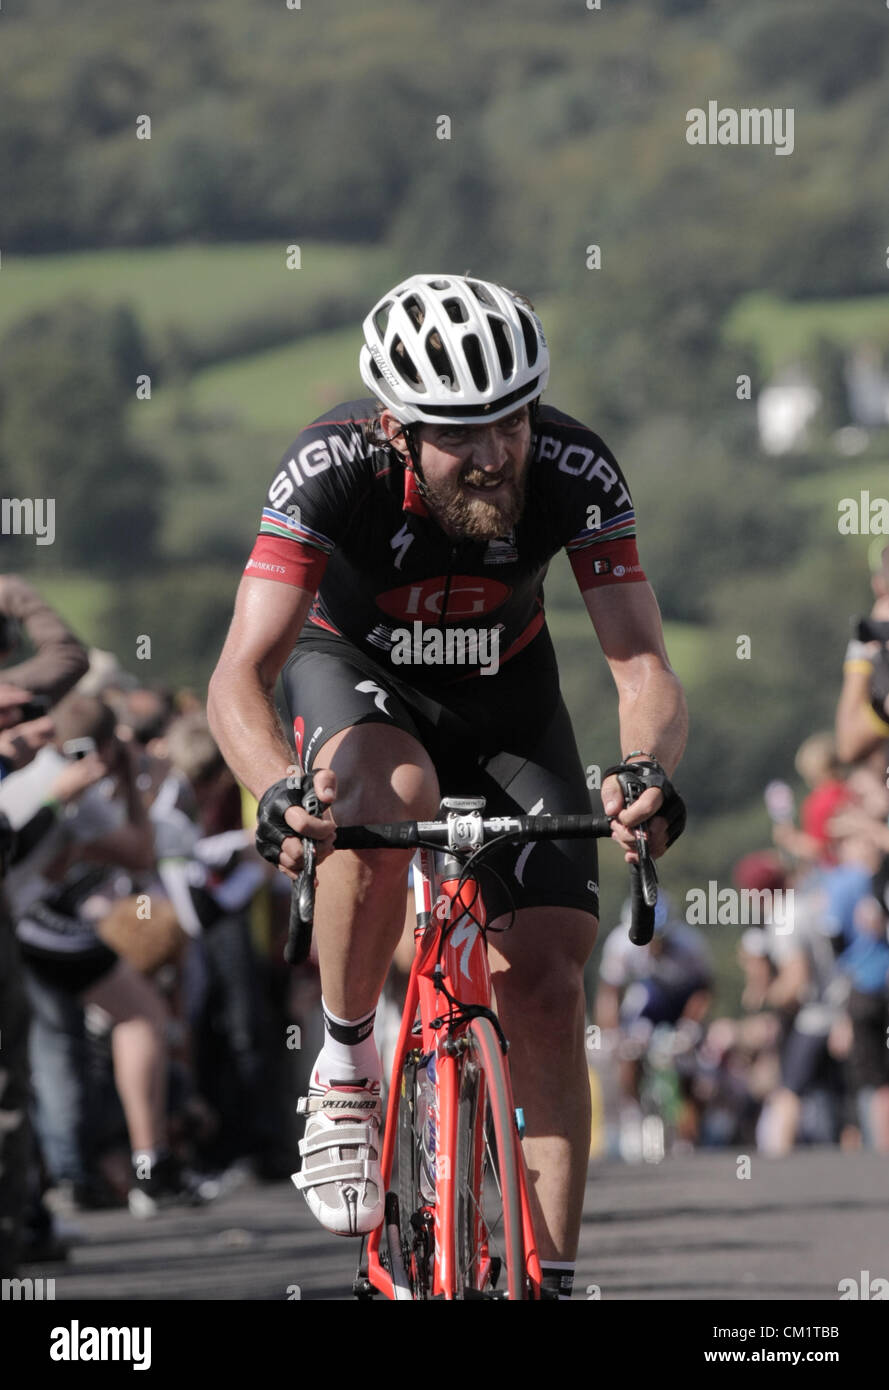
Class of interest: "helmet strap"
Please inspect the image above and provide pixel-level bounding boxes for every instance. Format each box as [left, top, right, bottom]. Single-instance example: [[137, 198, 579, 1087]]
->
[[402, 423, 431, 497]]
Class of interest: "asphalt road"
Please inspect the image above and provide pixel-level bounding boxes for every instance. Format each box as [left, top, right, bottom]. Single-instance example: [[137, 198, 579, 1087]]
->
[[21, 1148, 888, 1302]]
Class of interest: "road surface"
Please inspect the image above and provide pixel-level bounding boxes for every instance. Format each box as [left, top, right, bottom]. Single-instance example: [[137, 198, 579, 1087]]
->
[[21, 1149, 888, 1301]]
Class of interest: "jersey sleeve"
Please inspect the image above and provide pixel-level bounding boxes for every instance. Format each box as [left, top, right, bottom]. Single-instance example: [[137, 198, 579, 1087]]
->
[[243, 408, 371, 591], [539, 415, 647, 593]]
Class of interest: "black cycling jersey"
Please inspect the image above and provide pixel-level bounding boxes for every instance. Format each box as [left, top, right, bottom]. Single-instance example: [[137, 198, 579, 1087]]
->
[[245, 397, 645, 685]]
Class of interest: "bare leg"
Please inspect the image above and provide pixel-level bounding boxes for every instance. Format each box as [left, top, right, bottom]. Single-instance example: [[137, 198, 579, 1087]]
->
[[760, 1087, 800, 1156], [489, 906, 598, 1263], [82, 960, 169, 1155], [311, 724, 439, 1021], [870, 1085, 889, 1152]]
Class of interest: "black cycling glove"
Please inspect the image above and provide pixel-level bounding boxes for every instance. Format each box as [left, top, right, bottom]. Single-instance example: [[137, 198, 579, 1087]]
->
[[602, 757, 687, 847], [255, 774, 321, 866]]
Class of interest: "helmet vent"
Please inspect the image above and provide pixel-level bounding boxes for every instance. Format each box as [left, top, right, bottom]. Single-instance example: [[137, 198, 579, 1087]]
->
[[402, 294, 425, 330], [463, 334, 489, 392], [424, 329, 456, 388], [518, 310, 539, 368], [373, 305, 390, 337], [488, 316, 514, 378], [443, 297, 469, 323], [391, 336, 423, 389], [468, 280, 497, 308], [428, 279, 451, 291]]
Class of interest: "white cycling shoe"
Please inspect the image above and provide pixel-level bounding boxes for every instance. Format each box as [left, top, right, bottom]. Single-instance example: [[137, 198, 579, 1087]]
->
[[293, 1077, 384, 1237]]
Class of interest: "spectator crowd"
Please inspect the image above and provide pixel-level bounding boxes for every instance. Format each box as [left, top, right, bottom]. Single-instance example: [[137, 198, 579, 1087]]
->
[[591, 543, 889, 1161], [1, 548, 888, 1276], [0, 574, 317, 1276]]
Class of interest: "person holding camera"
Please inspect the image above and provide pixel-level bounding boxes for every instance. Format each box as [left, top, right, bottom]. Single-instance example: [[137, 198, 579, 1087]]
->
[[1, 693, 199, 1219], [0, 577, 88, 1274], [836, 543, 889, 763]]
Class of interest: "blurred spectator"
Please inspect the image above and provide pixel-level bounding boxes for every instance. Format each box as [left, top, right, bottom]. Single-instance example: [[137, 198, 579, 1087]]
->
[[733, 856, 844, 1155], [1, 693, 195, 1218], [594, 895, 713, 1155], [835, 543, 889, 762], [162, 712, 288, 1178], [0, 573, 89, 702], [0, 580, 86, 1274]]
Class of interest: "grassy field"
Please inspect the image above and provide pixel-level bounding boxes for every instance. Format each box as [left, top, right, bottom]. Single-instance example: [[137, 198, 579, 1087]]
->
[[0, 241, 397, 359], [153, 324, 362, 434], [724, 290, 889, 374]]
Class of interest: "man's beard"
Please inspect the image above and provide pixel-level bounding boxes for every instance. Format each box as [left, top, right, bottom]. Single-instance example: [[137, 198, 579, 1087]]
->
[[422, 457, 530, 541]]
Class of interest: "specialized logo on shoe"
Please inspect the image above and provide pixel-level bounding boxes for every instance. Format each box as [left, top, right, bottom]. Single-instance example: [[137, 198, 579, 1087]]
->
[[354, 680, 391, 715]]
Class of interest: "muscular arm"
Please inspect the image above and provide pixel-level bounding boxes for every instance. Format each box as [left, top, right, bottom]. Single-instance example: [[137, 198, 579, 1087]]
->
[[583, 580, 688, 778], [582, 581, 687, 860], [207, 577, 315, 800]]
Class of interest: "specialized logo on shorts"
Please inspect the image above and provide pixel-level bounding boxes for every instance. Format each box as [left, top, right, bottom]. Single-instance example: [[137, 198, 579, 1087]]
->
[[305, 724, 324, 765], [355, 680, 392, 715], [376, 576, 510, 621], [515, 797, 545, 884]]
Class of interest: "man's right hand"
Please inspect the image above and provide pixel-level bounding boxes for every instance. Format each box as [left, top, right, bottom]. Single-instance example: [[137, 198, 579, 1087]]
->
[[257, 767, 338, 881]]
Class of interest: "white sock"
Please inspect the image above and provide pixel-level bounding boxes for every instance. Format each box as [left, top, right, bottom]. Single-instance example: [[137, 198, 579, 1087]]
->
[[313, 998, 381, 1088]]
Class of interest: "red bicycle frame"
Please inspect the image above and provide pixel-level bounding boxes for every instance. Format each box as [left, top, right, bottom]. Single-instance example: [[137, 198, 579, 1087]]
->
[[365, 844, 542, 1299]]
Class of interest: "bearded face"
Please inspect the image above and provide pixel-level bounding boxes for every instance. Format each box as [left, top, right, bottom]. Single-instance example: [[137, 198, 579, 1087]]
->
[[414, 407, 533, 541]]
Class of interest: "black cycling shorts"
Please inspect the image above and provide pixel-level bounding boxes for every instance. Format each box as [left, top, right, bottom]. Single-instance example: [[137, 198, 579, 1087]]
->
[[281, 625, 599, 921]]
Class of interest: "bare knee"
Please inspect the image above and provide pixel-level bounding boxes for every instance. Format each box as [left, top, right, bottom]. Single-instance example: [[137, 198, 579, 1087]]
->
[[84, 961, 168, 1035], [315, 725, 440, 876], [490, 909, 596, 1038]]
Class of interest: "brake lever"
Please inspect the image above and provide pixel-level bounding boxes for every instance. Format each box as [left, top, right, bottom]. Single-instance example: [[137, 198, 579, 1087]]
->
[[284, 774, 322, 966], [614, 768, 658, 945]]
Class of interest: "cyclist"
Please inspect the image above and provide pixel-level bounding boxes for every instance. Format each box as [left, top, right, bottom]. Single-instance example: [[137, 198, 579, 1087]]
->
[[594, 893, 713, 1153], [208, 273, 687, 1299]]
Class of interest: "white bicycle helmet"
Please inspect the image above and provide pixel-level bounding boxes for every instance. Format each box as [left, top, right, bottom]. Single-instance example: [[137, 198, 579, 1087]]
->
[[359, 273, 549, 425]]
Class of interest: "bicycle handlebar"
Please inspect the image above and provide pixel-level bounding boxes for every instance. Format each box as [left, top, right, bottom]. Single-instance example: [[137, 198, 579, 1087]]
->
[[282, 798, 658, 965]]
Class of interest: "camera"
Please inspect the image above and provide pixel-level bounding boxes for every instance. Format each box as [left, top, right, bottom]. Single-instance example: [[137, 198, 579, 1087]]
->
[[0, 615, 22, 654], [854, 616, 889, 646], [16, 693, 52, 723], [62, 737, 97, 760]]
